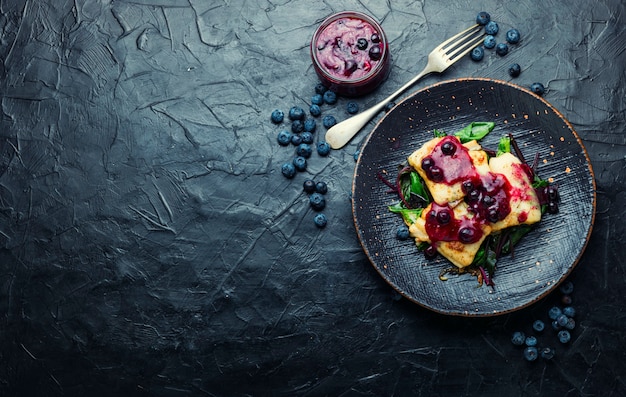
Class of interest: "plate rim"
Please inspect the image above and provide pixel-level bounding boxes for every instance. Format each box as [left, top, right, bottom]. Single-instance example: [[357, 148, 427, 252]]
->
[[351, 77, 597, 317]]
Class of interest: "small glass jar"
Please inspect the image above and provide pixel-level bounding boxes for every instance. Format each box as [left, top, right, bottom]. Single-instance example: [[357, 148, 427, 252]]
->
[[310, 11, 391, 97]]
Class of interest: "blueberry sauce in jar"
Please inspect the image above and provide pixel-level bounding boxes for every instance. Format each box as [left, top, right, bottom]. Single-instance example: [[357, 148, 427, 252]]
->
[[311, 11, 391, 96]]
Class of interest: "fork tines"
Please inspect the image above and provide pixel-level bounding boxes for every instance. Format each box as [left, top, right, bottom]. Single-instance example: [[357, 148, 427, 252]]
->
[[439, 24, 485, 62]]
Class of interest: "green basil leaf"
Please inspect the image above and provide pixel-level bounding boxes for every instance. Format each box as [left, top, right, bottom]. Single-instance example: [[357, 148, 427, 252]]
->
[[388, 203, 423, 225], [454, 121, 495, 143]]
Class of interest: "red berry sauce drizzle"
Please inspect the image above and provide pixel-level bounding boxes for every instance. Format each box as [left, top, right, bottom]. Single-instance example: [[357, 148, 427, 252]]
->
[[420, 136, 513, 245]]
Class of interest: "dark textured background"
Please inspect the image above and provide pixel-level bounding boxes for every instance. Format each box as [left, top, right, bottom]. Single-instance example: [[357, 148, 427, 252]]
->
[[0, 1, 624, 396]]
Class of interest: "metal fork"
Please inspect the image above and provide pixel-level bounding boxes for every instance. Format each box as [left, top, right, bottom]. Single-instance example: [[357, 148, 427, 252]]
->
[[325, 24, 485, 149]]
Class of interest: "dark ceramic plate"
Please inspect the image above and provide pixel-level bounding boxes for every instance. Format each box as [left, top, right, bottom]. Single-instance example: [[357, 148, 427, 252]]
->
[[352, 78, 596, 316]]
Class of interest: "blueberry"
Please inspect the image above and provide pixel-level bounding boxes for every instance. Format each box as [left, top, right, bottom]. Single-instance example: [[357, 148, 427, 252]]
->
[[371, 34, 381, 43], [301, 132, 314, 144], [323, 90, 337, 105], [290, 134, 302, 146], [556, 314, 569, 327], [315, 83, 328, 95], [523, 346, 538, 362], [483, 35, 496, 49], [561, 295, 573, 305], [548, 306, 562, 320], [281, 163, 296, 178], [310, 104, 322, 117], [323, 115, 337, 128], [277, 130, 291, 146], [309, 192, 326, 211], [564, 317, 576, 330], [558, 330, 571, 344], [303, 118, 316, 132], [551, 320, 561, 331], [356, 37, 368, 50], [271, 109, 284, 124], [476, 11, 491, 26], [511, 331, 526, 346], [289, 106, 305, 121], [314, 213, 327, 228], [396, 225, 410, 240], [530, 82, 545, 96], [346, 101, 359, 114], [315, 181, 328, 194], [525, 335, 538, 347], [540, 347, 556, 360], [559, 281, 574, 295], [508, 63, 521, 77], [317, 141, 331, 156], [369, 45, 382, 61], [291, 120, 304, 134], [532, 320, 545, 333], [296, 143, 313, 158], [470, 46, 484, 61], [293, 156, 307, 172], [485, 21, 499, 35], [311, 94, 324, 105], [562, 306, 576, 318], [303, 179, 316, 193], [495, 43, 509, 56], [506, 28, 521, 44]]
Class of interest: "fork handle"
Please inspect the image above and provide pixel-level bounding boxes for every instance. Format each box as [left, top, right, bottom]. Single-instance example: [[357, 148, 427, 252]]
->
[[325, 66, 435, 149]]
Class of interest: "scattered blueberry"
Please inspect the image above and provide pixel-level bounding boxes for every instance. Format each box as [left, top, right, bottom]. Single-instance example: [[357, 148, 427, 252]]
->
[[483, 35, 496, 49], [291, 119, 304, 133], [323, 90, 337, 105], [485, 21, 499, 35], [562, 306, 576, 318], [309, 192, 326, 211], [506, 28, 521, 44], [551, 320, 561, 331], [525, 335, 538, 347], [317, 141, 331, 156], [277, 130, 291, 146], [548, 306, 562, 320], [396, 225, 410, 240], [303, 118, 316, 132], [281, 162, 296, 178], [511, 331, 526, 346], [530, 82, 545, 96], [288, 106, 305, 121], [470, 46, 484, 61], [301, 132, 314, 144], [561, 295, 573, 305], [556, 314, 569, 327], [323, 115, 337, 128], [564, 317, 576, 330], [508, 63, 521, 77], [559, 281, 574, 295], [523, 346, 538, 362], [311, 94, 323, 105], [315, 83, 328, 95], [314, 213, 327, 228], [495, 43, 509, 56], [271, 109, 284, 124], [290, 134, 303, 146], [346, 101, 359, 114], [532, 320, 545, 333], [540, 347, 555, 360], [476, 11, 491, 26], [293, 156, 307, 172], [315, 181, 328, 194], [303, 179, 316, 193], [296, 143, 313, 158], [310, 104, 321, 117], [557, 330, 571, 344]]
